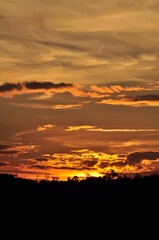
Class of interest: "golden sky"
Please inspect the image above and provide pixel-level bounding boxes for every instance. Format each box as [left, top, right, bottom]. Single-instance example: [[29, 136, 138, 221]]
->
[[1, 0, 159, 180]]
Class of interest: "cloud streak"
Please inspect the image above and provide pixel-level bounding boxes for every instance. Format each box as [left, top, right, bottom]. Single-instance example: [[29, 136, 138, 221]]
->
[[87, 128, 159, 132], [65, 126, 159, 132], [0, 144, 38, 157], [66, 125, 95, 132], [98, 98, 159, 107], [52, 104, 82, 109], [0, 144, 10, 150], [25, 81, 73, 90], [0, 81, 74, 98], [37, 124, 55, 132], [134, 94, 159, 101], [0, 161, 10, 167]]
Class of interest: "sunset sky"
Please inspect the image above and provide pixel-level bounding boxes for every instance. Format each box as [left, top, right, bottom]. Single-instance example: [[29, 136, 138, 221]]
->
[[1, 0, 159, 180]]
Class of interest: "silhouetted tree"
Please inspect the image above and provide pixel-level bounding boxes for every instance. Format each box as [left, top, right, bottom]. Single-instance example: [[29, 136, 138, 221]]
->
[[103, 170, 118, 180], [72, 176, 78, 182]]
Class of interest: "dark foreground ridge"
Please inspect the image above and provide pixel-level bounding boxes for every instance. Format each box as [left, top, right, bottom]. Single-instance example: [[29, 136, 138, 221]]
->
[[0, 173, 159, 203]]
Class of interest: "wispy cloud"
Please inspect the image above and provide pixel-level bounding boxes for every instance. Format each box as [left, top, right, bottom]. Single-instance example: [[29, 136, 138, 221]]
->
[[90, 84, 147, 94], [87, 128, 159, 132], [0, 161, 10, 167], [97, 96, 159, 107], [37, 124, 55, 131], [0, 143, 38, 157], [66, 125, 95, 132], [10, 102, 83, 110], [15, 124, 56, 137], [52, 104, 82, 109], [1, 0, 159, 85], [65, 126, 159, 133]]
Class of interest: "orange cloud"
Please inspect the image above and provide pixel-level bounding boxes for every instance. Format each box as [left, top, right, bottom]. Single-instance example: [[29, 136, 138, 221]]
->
[[87, 128, 159, 132], [2, 147, 159, 180], [52, 104, 82, 109], [15, 124, 55, 137], [66, 125, 95, 131], [90, 85, 145, 94], [90, 85, 114, 94], [37, 124, 55, 132], [110, 85, 123, 93], [124, 86, 145, 92], [32, 149, 157, 178], [97, 98, 159, 107], [35, 149, 120, 176]]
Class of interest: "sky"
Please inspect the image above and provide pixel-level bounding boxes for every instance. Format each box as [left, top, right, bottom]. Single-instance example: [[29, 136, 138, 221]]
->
[[1, 0, 159, 180]]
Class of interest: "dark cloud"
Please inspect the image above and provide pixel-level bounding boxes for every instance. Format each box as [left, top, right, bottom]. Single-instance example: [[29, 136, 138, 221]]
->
[[0, 144, 36, 156], [101, 161, 125, 168], [0, 145, 18, 155], [98, 151, 159, 169], [0, 83, 22, 93], [32, 164, 81, 171], [0, 144, 10, 150], [25, 81, 73, 90], [53, 166, 83, 171], [34, 157, 49, 162], [31, 165, 52, 170], [32, 164, 93, 171], [0, 162, 10, 167], [127, 151, 159, 165], [0, 81, 73, 93], [0, 150, 18, 155], [134, 95, 159, 101], [110, 161, 126, 167], [98, 162, 109, 169], [82, 160, 98, 167], [99, 160, 125, 169], [117, 154, 127, 158]]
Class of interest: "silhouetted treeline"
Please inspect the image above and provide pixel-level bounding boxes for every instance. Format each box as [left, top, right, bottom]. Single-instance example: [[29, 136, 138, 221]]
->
[[0, 173, 159, 203]]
